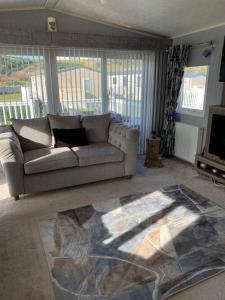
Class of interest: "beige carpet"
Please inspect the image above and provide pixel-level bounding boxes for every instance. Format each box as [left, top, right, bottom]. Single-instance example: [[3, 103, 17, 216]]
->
[[1, 157, 225, 300]]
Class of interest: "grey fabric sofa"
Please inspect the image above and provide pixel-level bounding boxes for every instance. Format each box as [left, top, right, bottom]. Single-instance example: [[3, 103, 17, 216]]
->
[[0, 113, 139, 200]]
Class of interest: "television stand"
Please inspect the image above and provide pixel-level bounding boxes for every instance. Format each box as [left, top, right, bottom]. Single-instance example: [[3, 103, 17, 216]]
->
[[195, 155, 225, 185]]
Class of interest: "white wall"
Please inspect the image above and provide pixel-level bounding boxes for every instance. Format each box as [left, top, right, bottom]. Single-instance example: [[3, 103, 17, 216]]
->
[[173, 25, 225, 128]]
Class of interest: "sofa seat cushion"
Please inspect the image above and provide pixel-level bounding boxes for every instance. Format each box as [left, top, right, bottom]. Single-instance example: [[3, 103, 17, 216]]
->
[[24, 147, 78, 174], [72, 142, 124, 167]]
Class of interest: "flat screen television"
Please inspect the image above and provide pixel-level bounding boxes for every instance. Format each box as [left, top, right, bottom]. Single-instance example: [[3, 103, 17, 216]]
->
[[205, 106, 225, 164], [219, 37, 225, 82]]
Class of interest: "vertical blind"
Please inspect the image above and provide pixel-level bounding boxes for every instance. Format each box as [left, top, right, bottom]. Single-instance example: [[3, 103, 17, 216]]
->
[[0, 45, 161, 154], [56, 49, 102, 116], [107, 53, 143, 128], [0, 47, 48, 124]]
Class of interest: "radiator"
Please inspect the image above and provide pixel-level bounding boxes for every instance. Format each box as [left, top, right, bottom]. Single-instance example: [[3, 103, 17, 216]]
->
[[175, 122, 204, 164]]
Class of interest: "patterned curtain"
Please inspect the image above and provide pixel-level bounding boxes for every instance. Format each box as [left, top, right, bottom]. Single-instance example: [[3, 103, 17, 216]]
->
[[151, 50, 168, 137], [160, 44, 191, 156]]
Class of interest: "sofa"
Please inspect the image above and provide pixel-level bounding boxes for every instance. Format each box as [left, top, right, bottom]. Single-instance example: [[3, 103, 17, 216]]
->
[[0, 113, 139, 200]]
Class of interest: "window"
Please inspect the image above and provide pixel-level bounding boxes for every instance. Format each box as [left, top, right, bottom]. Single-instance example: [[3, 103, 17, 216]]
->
[[56, 52, 144, 128], [56, 53, 102, 116], [0, 46, 156, 154], [107, 56, 143, 127], [177, 66, 209, 115], [83, 79, 91, 93], [0, 48, 48, 125]]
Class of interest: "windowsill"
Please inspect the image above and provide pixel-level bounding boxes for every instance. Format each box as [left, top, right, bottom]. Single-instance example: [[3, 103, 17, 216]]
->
[[176, 108, 205, 118]]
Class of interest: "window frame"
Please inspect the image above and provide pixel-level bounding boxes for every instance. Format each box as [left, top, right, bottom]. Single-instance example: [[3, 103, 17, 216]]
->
[[176, 65, 209, 117]]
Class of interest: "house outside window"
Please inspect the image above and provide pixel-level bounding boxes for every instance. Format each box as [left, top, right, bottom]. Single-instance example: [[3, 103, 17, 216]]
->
[[177, 65, 209, 116]]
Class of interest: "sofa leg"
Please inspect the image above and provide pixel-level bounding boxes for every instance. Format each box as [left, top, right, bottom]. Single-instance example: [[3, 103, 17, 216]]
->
[[14, 195, 20, 201], [126, 175, 133, 179]]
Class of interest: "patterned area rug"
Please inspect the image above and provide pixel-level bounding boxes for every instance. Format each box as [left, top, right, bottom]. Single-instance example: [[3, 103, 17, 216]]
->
[[39, 185, 225, 300]]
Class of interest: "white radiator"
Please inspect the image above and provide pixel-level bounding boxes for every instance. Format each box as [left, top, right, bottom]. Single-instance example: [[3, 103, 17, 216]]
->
[[175, 122, 204, 164]]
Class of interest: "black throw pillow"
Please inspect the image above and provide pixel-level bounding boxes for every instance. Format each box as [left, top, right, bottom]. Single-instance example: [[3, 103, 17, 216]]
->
[[52, 128, 88, 148]]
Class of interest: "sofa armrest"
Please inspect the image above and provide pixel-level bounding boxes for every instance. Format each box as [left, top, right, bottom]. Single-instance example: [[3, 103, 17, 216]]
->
[[108, 122, 139, 176], [0, 131, 24, 196]]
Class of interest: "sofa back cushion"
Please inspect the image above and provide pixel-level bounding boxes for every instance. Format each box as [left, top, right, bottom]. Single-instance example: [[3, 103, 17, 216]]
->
[[12, 117, 51, 152], [48, 114, 81, 130], [82, 113, 110, 143]]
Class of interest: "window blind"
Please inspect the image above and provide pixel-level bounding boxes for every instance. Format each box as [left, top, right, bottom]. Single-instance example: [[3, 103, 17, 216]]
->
[[107, 52, 143, 129], [0, 45, 158, 154], [56, 48, 102, 116], [0, 46, 48, 125]]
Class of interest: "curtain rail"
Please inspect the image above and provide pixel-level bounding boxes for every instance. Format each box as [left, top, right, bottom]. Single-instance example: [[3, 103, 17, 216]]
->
[[165, 40, 215, 52], [0, 43, 156, 55], [191, 40, 215, 48]]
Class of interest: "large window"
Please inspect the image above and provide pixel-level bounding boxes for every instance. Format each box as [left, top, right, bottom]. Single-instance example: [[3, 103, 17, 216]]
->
[[0, 46, 156, 153], [0, 48, 47, 125], [177, 66, 209, 115]]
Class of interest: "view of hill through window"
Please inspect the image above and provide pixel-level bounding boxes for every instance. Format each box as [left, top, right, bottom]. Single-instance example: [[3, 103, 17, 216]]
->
[[0, 53, 47, 124]]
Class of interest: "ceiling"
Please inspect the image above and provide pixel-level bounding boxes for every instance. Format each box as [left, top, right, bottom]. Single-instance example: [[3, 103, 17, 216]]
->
[[0, 0, 225, 38]]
